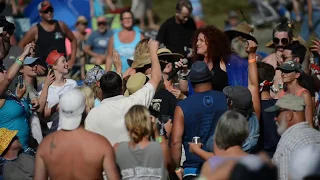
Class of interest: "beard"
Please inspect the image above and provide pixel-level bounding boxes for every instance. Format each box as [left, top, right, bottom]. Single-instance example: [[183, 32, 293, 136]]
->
[[231, 38, 248, 59], [276, 119, 288, 135]]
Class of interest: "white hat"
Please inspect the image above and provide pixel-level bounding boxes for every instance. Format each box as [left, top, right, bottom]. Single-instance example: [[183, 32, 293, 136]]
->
[[59, 89, 85, 130]]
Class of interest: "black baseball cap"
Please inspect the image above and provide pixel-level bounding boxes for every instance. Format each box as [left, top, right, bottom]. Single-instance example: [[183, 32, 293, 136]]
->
[[276, 61, 303, 72], [223, 86, 253, 110]]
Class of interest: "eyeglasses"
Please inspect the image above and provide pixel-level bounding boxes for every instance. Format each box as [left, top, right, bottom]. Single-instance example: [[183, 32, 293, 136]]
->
[[273, 37, 289, 46], [275, 109, 290, 117], [42, 7, 54, 14]]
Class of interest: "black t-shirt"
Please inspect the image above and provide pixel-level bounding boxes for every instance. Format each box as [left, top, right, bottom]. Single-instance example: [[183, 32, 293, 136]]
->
[[156, 16, 197, 57], [149, 88, 177, 120], [257, 99, 281, 158], [303, 74, 315, 97]]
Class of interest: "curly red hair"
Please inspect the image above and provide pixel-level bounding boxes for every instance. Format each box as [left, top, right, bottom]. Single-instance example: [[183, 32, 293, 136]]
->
[[192, 25, 231, 66]]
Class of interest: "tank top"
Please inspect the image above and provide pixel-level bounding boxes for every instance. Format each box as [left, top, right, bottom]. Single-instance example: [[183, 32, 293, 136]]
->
[[278, 88, 308, 99], [36, 20, 66, 70], [0, 95, 30, 149], [113, 30, 140, 73], [178, 90, 228, 169], [115, 141, 167, 179]]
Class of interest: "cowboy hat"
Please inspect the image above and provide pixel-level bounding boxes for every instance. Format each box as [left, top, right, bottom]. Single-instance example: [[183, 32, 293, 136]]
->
[[225, 22, 258, 44], [157, 48, 184, 62]]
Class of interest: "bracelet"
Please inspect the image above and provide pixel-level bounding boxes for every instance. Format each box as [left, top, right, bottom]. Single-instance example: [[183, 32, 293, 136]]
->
[[156, 137, 163, 143], [175, 167, 182, 173], [248, 58, 256, 64], [15, 57, 24, 65]]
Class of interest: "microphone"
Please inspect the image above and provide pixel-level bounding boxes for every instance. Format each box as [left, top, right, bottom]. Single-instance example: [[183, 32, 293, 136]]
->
[[167, 58, 188, 81]]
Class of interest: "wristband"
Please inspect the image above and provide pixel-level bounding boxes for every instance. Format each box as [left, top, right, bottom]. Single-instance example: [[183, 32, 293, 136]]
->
[[15, 57, 24, 65], [156, 137, 163, 143], [248, 58, 256, 63], [175, 167, 182, 173]]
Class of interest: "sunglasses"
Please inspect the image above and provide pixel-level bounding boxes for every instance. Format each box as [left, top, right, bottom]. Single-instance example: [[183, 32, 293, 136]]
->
[[273, 37, 289, 46], [98, 22, 107, 26], [42, 7, 54, 14], [275, 109, 289, 117]]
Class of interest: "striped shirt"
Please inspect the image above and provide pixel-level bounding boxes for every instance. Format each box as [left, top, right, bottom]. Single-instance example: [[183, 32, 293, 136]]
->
[[272, 122, 320, 180]]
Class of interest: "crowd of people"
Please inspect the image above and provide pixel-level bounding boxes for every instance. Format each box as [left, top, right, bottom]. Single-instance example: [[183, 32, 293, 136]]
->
[[1, 0, 320, 180]]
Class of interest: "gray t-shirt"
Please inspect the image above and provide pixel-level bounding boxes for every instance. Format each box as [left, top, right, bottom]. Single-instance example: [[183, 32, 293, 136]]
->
[[115, 141, 167, 180], [86, 30, 113, 55]]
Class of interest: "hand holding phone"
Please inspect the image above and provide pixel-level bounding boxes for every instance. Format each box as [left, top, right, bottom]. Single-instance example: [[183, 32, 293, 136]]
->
[[18, 75, 23, 89]]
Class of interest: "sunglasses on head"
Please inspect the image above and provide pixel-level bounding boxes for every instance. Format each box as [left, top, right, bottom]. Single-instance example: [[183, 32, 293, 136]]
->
[[42, 6, 54, 14], [273, 37, 289, 46]]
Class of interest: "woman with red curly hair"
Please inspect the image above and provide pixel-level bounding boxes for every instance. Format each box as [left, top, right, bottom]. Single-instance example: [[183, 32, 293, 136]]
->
[[191, 25, 232, 91]]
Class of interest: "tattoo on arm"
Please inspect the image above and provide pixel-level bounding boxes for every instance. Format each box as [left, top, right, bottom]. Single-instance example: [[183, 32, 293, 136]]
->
[[50, 136, 56, 155]]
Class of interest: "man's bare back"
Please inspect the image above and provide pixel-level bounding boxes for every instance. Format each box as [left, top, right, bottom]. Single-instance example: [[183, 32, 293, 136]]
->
[[34, 127, 120, 180]]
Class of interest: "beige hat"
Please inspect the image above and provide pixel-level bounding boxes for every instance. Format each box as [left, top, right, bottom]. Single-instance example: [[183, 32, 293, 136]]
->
[[76, 16, 88, 25], [124, 73, 148, 97], [157, 48, 184, 62], [225, 22, 257, 44], [264, 94, 305, 112], [131, 53, 152, 69]]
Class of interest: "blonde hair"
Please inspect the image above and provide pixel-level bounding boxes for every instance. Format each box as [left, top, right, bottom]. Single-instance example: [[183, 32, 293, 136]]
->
[[76, 86, 95, 110], [134, 39, 150, 62], [125, 105, 153, 143]]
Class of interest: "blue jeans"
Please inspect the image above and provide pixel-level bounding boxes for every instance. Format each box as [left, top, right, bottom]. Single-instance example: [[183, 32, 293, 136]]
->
[[300, 10, 320, 41], [205, 114, 260, 153]]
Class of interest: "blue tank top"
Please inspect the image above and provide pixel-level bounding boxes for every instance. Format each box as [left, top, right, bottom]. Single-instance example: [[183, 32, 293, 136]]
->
[[0, 96, 30, 149], [178, 90, 228, 169], [113, 30, 141, 73]]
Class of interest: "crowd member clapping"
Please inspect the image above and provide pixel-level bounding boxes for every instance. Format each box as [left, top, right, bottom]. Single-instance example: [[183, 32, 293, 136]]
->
[[85, 39, 162, 146], [106, 10, 144, 73], [114, 105, 172, 179], [35, 89, 120, 180]]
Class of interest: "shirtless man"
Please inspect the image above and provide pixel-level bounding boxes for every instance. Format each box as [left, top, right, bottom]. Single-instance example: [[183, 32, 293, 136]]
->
[[262, 21, 294, 98], [34, 89, 120, 180]]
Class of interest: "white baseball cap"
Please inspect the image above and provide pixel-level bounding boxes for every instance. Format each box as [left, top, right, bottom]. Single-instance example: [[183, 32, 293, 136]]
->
[[59, 89, 85, 130]]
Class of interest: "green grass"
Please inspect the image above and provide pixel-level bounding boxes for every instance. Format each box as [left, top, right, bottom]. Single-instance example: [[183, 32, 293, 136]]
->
[[122, 0, 251, 29]]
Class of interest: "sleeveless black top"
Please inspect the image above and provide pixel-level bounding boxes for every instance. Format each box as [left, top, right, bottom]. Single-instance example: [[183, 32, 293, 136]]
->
[[211, 64, 229, 91], [35, 20, 66, 69]]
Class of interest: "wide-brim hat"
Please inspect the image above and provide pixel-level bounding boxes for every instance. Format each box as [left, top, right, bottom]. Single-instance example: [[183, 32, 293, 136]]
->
[[225, 22, 258, 44], [124, 72, 148, 97], [157, 48, 184, 62], [131, 53, 151, 69], [0, 128, 18, 155], [187, 61, 214, 83]]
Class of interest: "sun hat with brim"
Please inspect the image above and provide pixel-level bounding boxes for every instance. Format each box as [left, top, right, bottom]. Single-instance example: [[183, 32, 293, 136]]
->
[[124, 72, 148, 97], [225, 22, 258, 44], [46, 50, 65, 66], [157, 48, 184, 62], [38, 1, 52, 12], [187, 61, 214, 83], [0, 128, 18, 155], [276, 61, 303, 72], [24, 57, 40, 65], [223, 86, 253, 110], [265, 94, 305, 112], [59, 89, 85, 130]]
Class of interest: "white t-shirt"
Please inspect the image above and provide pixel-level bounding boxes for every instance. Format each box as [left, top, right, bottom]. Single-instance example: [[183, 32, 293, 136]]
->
[[40, 79, 78, 129], [85, 83, 156, 146]]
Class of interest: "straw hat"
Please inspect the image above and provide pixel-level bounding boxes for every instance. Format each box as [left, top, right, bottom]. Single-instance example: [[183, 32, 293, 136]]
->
[[124, 72, 148, 97], [0, 128, 18, 155], [157, 48, 184, 62], [225, 22, 257, 44]]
